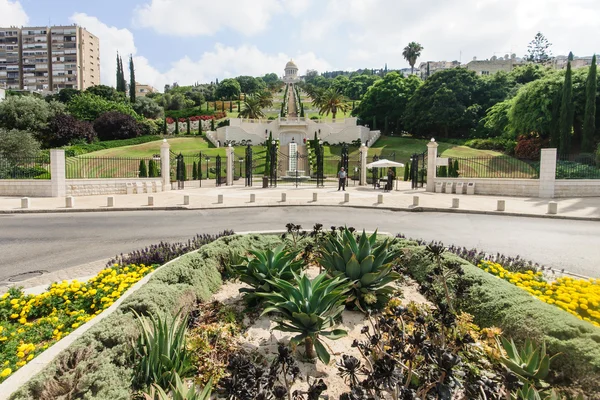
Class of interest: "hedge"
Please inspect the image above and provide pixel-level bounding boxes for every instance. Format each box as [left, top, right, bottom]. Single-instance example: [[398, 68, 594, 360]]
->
[[62, 135, 163, 157], [10, 234, 282, 400], [393, 240, 600, 392]]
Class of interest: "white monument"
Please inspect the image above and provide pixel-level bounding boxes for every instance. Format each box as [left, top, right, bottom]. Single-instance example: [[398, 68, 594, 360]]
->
[[283, 60, 300, 83]]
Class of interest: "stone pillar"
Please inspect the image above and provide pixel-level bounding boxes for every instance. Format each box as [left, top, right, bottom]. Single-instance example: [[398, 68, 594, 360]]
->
[[538, 148, 557, 198], [50, 149, 66, 197], [426, 139, 438, 192], [226, 145, 234, 186], [160, 140, 171, 191], [359, 144, 368, 186]]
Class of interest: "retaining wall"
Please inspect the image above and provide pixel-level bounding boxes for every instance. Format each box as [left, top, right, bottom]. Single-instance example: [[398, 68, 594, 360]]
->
[[0, 180, 53, 197], [66, 178, 163, 196]]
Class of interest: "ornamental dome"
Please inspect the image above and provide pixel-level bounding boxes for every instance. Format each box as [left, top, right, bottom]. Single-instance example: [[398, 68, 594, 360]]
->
[[285, 60, 298, 69]]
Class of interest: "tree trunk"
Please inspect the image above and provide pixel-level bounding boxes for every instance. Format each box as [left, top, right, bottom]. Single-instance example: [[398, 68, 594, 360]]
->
[[305, 337, 317, 360]]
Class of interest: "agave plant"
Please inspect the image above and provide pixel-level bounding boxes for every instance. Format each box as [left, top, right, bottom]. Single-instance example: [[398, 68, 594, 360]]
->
[[143, 372, 212, 400], [133, 310, 193, 390], [319, 228, 400, 311], [233, 245, 303, 305], [259, 273, 350, 364], [496, 337, 559, 386]]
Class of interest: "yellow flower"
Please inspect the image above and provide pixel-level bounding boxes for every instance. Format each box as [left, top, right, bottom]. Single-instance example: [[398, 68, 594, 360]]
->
[[16, 361, 26, 367], [71, 323, 80, 329], [0, 368, 12, 378], [26, 354, 34, 361], [10, 313, 19, 319], [17, 351, 25, 358]]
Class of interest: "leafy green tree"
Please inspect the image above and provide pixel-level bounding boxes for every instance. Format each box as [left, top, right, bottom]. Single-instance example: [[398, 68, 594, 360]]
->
[[235, 76, 264, 94], [355, 72, 421, 133], [157, 92, 194, 111], [129, 55, 136, 103], [67, 93, 139, 121], [238, 95, 266, 119], [133, 96, 163, 119], [344, 74, 381, 100], [0, 95, 64, 132], [526, 32, 553, 64], [559, 61, 574, 155], [403, 68, 482, 138], [85, 85, 126, 102], [331, 75, 350, 94], [257, 91, 273, 108], [139, 160, 148, 177], [510, 64, 549, 85], [215, 78, 241, 100], [0, 128, 41, 163], [402, 42, 424, 74], [46, 88, 80, 104], [582, 55, 597, 152], [481, 99, 513, 137]]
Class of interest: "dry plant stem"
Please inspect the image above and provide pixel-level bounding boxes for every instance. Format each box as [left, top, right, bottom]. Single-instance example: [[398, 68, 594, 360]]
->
[[305, 337, 317, 360], [282, 362, 293, 400]]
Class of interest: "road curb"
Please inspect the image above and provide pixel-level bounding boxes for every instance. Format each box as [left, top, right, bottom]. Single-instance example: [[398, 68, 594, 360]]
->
[[1, 203, 599, 222]]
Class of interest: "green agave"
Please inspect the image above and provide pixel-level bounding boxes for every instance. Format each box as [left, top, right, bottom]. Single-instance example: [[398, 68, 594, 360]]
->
[[497, 337, 559, 384], [258, 273, 350, 364], [319, 228, 400, 311], [144, 373, 212, 400], [234, 244, 303, 304]]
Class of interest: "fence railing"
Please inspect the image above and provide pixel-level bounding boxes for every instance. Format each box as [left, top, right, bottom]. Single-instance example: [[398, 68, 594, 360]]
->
[[65, 157, 159, 179], [447, 156, 540, 179], [556, 154, 600, 179], [0, 156, 51, 179]]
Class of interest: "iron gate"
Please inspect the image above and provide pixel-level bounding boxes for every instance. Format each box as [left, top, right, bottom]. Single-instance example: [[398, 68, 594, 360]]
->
[[276, 150, 310, 187], [410, 151, 427, 189]]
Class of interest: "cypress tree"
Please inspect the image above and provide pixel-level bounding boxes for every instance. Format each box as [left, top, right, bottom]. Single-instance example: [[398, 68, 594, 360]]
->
[[198, 119, 202, 135], [163, 117, 167, 135], [384, 116, 389, 134], [186, 118, 191, 135], [229, 101, 233, 113], [373, 116, 377, 130], [192, 161, 198, 180], [175, 119, 179, 135], [300, 103, 305, 117], [148, 159, 156, 177], [197, 161, 202, 180], [559, 61, 574, 156], [222, 100, 225, 112], [115, 54, 121, 92], [582, 55, 597, 153], [210, 118, 215, 131], [206, 102, 209, 111], [139, 160, 148, 178], [549, 84, 562, 148], [403, 162, 410, 181], [129, 55, 136, 103], [237, 100, 241, 111], [181, 160, 187, 181], [453, 160, 459, 177]]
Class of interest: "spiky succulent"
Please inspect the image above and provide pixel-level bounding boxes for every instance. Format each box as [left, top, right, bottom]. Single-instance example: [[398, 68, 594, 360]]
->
[[319, 228, 400, 311]]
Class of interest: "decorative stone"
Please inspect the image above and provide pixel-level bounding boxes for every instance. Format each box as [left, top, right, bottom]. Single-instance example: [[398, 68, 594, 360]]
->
[[184, 195, 190, 205], [313, 192, 318, 202], [281, 193, 286, 202], [452, 198, 459, 208], [547, 201, 558, 215], [413, 196, 419, 206], [65, 196, 74, 208], [217, 194, 223, 204], [148, 196, 154, 206], [250, 194, 255, 203], [107, 196, 114, 207], [497, 200, 505, 212], [21, 197, 30, 209], [344, 193, 350, 203], [377, 194, 383, 204]]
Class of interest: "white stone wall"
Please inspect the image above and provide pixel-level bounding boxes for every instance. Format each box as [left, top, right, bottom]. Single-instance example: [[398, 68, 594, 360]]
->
[[435, 178, 540, 197], [0, 180, 53, 197], [554, 180, 600, 197], [66, 178, 163, 196]]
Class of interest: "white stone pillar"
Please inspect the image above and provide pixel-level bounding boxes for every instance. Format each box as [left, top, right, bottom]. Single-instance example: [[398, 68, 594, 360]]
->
[[50, 149, 66, 197], [160, 139, 171, 191], [226, 144, 234, 186], [538, 148, 557, 198], [426, 139, 438, 192], [359, 144, 368, 186]]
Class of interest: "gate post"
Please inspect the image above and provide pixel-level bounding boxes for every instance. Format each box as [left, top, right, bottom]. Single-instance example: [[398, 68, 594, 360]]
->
[[359, 144, 368, 186], [160, 139, 170, 191], [226, 144, 234, 186], [538, 148, 557, 198], [50, 149, 66, 197], [245, 145, 252, 186], [426, 139, 438, 192]]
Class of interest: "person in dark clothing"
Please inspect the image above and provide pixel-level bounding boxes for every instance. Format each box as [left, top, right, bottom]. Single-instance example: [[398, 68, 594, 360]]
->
[[338, 167, 347, 191], [386, 168, 395, 191]]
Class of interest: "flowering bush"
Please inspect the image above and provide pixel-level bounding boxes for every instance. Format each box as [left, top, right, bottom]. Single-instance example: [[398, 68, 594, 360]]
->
[[0, 263, 155, 382], [478, 261, 600, 327], [166, 114, 227, 126]]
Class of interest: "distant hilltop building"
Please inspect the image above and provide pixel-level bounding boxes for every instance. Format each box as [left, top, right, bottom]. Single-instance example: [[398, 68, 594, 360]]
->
[[283, 59, 300, 83], [418, 60, 460, 79], [552, 55, 597, 70], [135, 82, 156, 97], [466, 54, 523, 76], [0, 24, 99, 92]]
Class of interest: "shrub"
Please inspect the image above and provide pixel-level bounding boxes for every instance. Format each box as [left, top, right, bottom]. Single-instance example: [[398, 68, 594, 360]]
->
[[0, 95, 63, 132], [133, 97, 164, 119], [0, 128, 41, 163], [148, 159, 159, 178], [68, 93, 139, 122], [65, 136, 162, 156], [38, 113, 96, 148], [139, 119, 162, 136], [464, 137, 517, 154], [93, 111, 142, 141], [139, 160, 148, 178], [514, 133, 548, 160]]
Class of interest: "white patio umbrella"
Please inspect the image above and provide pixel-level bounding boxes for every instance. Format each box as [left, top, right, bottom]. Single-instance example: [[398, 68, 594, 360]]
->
[[366, 159, 405, 168]]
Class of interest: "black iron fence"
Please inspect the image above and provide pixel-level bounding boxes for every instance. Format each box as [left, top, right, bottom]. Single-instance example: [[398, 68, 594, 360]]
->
[[0, 156, 51, 179], [448, 156, 540, 179], [556, 154, 600, 179], [66, 156, 159, 179]]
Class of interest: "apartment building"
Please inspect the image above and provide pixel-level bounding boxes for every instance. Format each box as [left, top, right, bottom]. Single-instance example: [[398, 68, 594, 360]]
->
[[135, 82, 157, 97], [417, 60, 461, 79], [0, 25, 99, 92]]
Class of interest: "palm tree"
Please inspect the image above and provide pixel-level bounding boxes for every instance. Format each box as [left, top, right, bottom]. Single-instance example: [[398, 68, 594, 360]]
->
[[238, 95, 265, 119], [402, 42, 424, 75], [317, 88, 349, 120], [256, 90, 273, 109]]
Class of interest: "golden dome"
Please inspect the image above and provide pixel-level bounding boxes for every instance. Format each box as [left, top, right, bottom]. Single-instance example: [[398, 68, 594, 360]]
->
[[285, 60, 298, 69]]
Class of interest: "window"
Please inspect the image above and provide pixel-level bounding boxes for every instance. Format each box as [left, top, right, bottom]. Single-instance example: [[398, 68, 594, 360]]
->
[[481, 71, 490, 76]]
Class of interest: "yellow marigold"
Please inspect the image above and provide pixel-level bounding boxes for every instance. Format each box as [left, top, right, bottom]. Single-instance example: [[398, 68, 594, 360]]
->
[[0, 368, 11, 378], [10, 314, 18, 319], [26, 354, 34, 361], [16, 361, 26, 367], [17, 351, 25, 358]]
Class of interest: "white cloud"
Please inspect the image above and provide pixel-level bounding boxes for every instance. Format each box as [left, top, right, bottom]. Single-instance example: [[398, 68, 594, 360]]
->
[[70, 13, 329, 91], [0, 0, 28, 26], [133, 0, 287, 36]]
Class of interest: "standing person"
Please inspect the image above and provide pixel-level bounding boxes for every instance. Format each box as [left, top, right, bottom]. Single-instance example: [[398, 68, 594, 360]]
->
[[386, 168, 394, 191], [338, 167, 347, 191]]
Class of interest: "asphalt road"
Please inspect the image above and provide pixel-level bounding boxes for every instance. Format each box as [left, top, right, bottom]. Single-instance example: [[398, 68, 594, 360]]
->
[[0, 207, 598, 282]]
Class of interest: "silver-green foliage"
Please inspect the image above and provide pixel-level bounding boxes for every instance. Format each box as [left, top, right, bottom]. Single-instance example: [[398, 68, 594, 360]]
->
[[133, 310, 193, 390], [319, 228, 400, 310], [143, 373, 212, 400], [259, 273, 350, 364], [497, 337, 558, 384], [234, 244, 303, 304]]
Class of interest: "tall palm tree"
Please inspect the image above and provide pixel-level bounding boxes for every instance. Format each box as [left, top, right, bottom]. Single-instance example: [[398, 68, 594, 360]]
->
[[256, 90, 273, 109], [238, 95, 265, 119], [402, 42, 424, 75], [317, 88, 349, 120]]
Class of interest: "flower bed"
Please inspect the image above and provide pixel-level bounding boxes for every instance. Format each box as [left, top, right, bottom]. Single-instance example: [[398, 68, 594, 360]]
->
[[479, 260, 600, 327], [0, 264, 155, 382]]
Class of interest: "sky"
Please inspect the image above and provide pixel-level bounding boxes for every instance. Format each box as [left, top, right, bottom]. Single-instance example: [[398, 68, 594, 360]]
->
[[1, 0, 599, 92]]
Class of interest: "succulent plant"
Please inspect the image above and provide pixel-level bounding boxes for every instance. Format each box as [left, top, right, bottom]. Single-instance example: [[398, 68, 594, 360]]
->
[[496, 337, 559, 385], [258, 273, 350, 364], [234, 245, 303, 305], [319, 227, 400, 311]]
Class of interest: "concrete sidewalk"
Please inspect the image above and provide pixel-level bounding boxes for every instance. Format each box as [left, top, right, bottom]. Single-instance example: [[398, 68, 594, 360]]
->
[[1, 181, 599, 220]]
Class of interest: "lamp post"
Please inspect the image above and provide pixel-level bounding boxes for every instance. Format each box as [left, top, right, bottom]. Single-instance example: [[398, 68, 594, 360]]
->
[[270, 140, 276, 187], [239, 158, 244, 178], [205, 157, 210, 179]]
